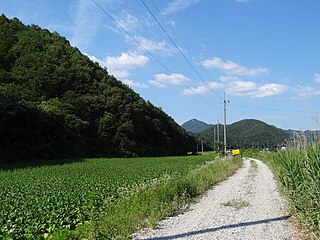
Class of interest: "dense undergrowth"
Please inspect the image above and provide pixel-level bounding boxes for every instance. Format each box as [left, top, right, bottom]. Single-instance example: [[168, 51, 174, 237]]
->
[[243, 147, 320, 238]]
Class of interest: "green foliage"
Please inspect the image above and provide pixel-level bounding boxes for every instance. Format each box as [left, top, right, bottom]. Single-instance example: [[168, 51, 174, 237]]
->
[[212, 141, 224, 154], [198, 119, 289, 149], [241, 147, 261, 158], [271, 148, 320, 236], [0, 154, 237, 239], [0, 14, 196, 161]]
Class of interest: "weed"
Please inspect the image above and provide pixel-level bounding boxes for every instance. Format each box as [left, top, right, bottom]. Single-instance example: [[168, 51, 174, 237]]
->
[[222, 199, 250, 210]]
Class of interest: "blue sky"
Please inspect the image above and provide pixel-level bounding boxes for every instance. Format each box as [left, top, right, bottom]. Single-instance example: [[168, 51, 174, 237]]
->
[[1, 0, 320, 130]]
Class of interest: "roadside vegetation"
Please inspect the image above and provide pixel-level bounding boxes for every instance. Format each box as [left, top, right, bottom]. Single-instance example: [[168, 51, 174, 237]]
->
[[243, 147, 320, 238], [0, 154, 242, 239]]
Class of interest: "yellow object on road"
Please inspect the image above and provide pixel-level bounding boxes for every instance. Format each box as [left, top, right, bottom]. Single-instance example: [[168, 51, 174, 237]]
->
[[232, 149, 240, 156]]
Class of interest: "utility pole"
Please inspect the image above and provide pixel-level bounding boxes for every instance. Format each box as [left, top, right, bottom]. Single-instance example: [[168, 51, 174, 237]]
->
[[201, 140, 204, 154], [217, 119, 220, 143], [311, 115, 319, 143], [213, 128, 216, 151], [217, 119, 220, 155], [223, 92, 228, 156]]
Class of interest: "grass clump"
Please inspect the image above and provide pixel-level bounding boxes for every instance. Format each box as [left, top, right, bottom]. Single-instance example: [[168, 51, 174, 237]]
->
[[222, 199, 250, 210], [249, 159, 258, 171]]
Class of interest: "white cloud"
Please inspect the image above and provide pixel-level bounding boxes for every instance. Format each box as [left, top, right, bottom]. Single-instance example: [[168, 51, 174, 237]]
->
[[69, 0, 112, 50], [149, 73, 191, 87], [251, 83, 288, 98], [181, 85, 208, 95], [219, 75, 243, 82], [314, 73, 320, 83], [85, 54, 106, 67], [200, 57, 269, 76], [149, 80, 167, 88], [105, 52, 149, 78], [85, 53, 148, 88], [294, 85, 320, 99], [132, 35, 176, 55], [182, 78, 288, 98], [161, 0, 201, 15], [226, 81, 256, 96], [181, 81, 223, 96], [122, 79, 148, 88], [116, 12, 139, 32], [86, 52, 149, 79], [208, 81, 224, 90]]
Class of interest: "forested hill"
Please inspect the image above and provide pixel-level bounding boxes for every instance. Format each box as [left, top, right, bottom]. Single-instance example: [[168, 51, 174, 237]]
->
[[181, 119, 212, 133], [198, 119, 289, 149], [0, 15, 196, 162]]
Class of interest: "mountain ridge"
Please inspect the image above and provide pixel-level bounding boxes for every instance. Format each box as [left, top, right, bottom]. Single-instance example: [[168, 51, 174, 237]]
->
[[181, 119, 213, 133], [182, 118, 290, 149]]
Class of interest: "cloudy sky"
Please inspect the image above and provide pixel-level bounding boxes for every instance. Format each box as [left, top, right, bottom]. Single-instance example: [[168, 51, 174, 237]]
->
[[1, 0, 320, 130]]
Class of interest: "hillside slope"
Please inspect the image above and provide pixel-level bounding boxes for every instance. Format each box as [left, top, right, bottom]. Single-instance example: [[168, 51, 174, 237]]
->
[[0, 15, 196, 162], [181, 119, 212, 133], [198, 119, 289, 149]]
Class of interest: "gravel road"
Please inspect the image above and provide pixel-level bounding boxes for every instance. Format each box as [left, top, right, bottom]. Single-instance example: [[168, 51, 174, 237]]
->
[[132, 158, 295, 240]]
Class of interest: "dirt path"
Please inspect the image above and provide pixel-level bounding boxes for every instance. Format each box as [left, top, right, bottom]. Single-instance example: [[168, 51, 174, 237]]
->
[[132, 158, 295, 240]]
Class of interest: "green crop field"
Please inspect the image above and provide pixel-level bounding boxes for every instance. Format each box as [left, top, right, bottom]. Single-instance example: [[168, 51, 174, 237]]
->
[[1, 154, 240, 239], [272, 147, 320, 237]]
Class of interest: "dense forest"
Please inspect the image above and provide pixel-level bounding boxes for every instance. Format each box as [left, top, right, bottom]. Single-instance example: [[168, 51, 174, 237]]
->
[[197, 119, 289, 149], [0, 15, 197, 163]]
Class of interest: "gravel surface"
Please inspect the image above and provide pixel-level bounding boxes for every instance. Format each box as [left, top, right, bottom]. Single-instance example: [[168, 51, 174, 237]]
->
[[132, 158, 295, 240]]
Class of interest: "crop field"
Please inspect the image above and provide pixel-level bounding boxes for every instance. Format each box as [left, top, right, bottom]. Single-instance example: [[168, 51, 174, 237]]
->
[[272, 147, 320, 237], [0, 155, 218, 239]]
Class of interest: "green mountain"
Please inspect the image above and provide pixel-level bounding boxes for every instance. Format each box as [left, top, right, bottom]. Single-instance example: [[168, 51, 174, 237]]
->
[[181, 119, 212, 133], [0, 15, 197, 162], [198, 119, 290, 149]]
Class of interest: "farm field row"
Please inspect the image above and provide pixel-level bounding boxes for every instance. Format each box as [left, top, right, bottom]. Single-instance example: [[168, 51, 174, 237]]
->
[[1, 154, 226, 239]]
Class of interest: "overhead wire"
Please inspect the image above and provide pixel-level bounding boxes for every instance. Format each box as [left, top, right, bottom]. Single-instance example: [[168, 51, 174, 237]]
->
[[144, 1, 320, 119], [229, 104, 320, 114], [144, 1, 320, 117], [89, 0, 221, 110], [140, 0, 223, 101]]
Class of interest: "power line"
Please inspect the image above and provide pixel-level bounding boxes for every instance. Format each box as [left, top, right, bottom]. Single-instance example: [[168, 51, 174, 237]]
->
[[140, 0, 223, 101], [89, 0, 221, 109], [229, 104, 320, 114]]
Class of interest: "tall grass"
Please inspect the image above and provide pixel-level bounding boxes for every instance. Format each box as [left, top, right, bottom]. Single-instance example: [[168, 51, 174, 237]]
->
[[245, 147, 320, 237], [272, 147, 320, 236]]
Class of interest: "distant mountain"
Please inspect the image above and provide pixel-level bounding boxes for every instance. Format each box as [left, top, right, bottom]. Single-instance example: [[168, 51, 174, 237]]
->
[[198, 119, 290, 149], [182, 119, 213, 133]]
